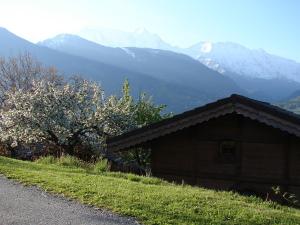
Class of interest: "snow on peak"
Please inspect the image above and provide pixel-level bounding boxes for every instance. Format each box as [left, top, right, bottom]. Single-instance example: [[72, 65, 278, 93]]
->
[[38, 34, 81, 48], [185, 42, 300, 82], [121, 47, 136, 58], [134, 27, 149, 35], [200, 42, 212, 53], [77, 27, 175, 50], [40, 28, 300, 84]]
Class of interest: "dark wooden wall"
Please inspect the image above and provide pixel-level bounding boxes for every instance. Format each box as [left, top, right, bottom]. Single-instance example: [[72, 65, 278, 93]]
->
[[150, 113, 300, 199]]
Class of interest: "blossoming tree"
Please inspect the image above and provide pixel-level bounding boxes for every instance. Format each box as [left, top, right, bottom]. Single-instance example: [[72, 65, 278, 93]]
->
[[0, 78, 135, 156]]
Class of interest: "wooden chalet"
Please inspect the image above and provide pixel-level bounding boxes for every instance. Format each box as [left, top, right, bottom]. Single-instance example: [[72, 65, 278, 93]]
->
[[107, 94, 300, 199]]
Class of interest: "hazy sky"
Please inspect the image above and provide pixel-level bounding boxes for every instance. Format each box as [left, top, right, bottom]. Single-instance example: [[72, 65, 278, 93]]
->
[[0, 0, 299, 61]]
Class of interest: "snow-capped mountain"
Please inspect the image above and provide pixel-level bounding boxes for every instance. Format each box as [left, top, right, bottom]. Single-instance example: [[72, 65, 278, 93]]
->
[[77, 27, 175, 51], [4, 27, 239, 113], [37, 33, 75, 49], [76, 28, 300, 83], [39, 33, 243, 106], [184, 41, 300, 82], [38, 27, 300, 102], [181, 41, 300, 101]]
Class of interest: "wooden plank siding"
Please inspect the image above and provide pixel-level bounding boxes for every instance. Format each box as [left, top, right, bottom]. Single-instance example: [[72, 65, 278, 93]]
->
[[107, 94, 300, 152], [150, 114, 300, 195], [107, 95, 300, 200]]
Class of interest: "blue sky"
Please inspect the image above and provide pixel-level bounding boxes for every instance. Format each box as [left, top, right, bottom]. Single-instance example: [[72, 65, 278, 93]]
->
[[0, 0, 299, 61]]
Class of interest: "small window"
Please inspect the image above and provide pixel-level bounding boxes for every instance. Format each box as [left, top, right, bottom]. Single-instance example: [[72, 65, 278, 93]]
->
[[219, 141, 237, 163]]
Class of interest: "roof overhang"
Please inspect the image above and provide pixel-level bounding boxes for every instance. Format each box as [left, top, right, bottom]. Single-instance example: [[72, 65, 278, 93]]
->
[[107, 94, 300, 151]]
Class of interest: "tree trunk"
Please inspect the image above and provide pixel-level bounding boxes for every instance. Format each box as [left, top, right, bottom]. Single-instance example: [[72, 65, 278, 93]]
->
[[60, 144, 75, 156]]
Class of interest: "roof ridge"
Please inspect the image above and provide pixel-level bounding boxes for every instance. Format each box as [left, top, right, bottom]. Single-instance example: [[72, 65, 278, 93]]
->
[[107, 94, 300, 151]]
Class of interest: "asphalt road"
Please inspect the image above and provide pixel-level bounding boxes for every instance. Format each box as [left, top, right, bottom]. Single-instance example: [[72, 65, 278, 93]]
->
[[0, 175, 139, 225]]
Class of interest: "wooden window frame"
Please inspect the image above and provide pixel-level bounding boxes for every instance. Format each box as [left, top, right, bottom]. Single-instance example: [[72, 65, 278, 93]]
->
[[218, 140, 237, 164]]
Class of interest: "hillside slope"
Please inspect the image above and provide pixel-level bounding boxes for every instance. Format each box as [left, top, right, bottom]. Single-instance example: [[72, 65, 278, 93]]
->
[[0, 156, 299, 225]]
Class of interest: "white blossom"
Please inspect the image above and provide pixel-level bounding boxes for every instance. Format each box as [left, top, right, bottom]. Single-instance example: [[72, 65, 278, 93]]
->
[[0, 79, 136, 155]]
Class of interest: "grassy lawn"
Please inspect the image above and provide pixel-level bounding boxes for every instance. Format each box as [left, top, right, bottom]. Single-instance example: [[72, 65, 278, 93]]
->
[[0, 156, 299, 225]]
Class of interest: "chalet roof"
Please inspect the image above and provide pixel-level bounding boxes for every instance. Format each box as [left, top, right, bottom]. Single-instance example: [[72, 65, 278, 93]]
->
[[107, 94, 300, 151]]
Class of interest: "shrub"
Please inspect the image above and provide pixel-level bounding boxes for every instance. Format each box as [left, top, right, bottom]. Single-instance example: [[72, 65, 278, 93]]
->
[[271, 186, 299, 206], [93, 158, 110, 173], [127, 173, 141, 182], [56, 155, 88, 168], [35, 155, 57, 164], [35, 155, 165, 186], [36, 155, 88, 169]]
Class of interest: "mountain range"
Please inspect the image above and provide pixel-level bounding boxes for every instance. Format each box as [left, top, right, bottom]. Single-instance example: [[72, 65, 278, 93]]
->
[[39, 34, 241, 98], [76, 28, 300, 102], [77, 28, 300, 81], [184, 42, 300, 101], [78, 28, 300, 102], [44, 28, 300, 102], [1, 26, 300, 112], [0, 27, 242, 112], [77, 27, 175, 51]]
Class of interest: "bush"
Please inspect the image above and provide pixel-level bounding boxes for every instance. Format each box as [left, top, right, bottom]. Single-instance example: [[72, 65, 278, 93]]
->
[[57, 155, 87, 168], [36, 155, 88, 169], [127, 173, 141, 182], [93, 158, 110, 173], [0, 145, 11, 157], [35, 155, 57, 164]]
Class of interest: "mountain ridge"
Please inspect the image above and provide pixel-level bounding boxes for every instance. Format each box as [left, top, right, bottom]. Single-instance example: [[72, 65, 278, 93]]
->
[[40, 31, 300, 102], [75, 28, 300, 82], [77, 27, 176, 51], [39, 33, 243, 99], [1, 27, 212, 112], [3, 26, 300, 112], [1, 27, 243, 112]]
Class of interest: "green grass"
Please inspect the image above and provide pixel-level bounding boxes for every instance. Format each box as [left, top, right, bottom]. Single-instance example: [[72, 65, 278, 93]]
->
[[35, 155, 91, 169], [0, 156, 299, 225], [93, 158, 110, 173]]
